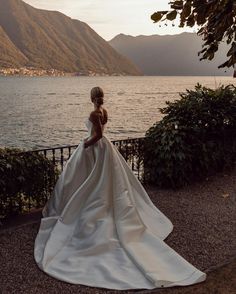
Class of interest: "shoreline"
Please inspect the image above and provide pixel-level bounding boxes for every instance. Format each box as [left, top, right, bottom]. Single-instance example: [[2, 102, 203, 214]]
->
[[0, 67, 130, 77], [0, 68, 233, 78]]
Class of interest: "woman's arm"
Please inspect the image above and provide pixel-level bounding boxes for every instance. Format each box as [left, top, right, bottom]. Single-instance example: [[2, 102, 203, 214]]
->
[[84, 112, 103, 148]]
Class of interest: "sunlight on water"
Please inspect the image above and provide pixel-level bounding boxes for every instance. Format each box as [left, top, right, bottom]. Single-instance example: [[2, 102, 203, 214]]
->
[[0, 76, 235, 150]]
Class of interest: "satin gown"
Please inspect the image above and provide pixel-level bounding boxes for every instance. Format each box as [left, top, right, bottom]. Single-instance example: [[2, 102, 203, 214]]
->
[[34, 118, 206, 290]]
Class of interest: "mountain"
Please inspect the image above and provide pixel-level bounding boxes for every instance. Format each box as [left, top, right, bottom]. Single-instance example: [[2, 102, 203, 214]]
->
[[0, 25, 28, 68], [109, 33, 231, 76], [0, 0, 141, 75]]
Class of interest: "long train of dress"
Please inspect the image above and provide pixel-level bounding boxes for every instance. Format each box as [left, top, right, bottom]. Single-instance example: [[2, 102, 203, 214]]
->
[[34, 119, 206, 290]]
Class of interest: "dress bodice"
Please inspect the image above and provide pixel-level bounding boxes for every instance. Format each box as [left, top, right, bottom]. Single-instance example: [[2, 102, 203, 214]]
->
[[85, 118, 93, 137]]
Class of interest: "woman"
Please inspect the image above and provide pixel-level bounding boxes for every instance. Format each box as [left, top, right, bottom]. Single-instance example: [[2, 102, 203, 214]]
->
[[34, 87, 206, 290]]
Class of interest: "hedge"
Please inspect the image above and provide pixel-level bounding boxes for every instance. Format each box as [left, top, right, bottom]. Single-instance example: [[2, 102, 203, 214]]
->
[[144, 84, 236, 188]]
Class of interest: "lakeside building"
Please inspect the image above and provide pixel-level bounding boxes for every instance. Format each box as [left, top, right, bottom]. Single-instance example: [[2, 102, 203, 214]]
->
[[0, 67, 129, 77]]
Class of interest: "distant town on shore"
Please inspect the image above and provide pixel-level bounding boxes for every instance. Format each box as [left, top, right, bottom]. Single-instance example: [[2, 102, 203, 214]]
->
[[0, 67, 126, 77]]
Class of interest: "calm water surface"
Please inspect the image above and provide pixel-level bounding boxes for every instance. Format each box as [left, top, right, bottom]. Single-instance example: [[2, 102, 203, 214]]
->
[[0, 76, 235, 150]]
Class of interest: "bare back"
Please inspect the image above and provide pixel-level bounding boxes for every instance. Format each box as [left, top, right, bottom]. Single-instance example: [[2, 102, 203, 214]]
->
[[89, 107, 108, 137], [97, 107, 108, 125]]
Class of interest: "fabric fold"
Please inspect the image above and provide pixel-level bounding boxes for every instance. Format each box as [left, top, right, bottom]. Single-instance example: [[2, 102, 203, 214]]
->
[[34, 118, 206, 290]]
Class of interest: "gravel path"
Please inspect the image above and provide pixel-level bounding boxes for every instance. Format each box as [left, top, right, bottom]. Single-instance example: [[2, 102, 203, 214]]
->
[[0, 170, 235, 293]]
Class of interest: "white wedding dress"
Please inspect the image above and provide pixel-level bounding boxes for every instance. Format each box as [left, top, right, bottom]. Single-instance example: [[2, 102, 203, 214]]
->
[[34, 118, 206, 290]]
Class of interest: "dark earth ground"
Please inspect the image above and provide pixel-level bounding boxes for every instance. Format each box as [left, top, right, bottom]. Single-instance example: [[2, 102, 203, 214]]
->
[[0, 170, 236, 294]]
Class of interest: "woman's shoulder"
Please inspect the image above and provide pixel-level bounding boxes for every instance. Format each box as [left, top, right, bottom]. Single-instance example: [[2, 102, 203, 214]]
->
[[90, 108, 108, 124], [89, 111, 100, 123], [90, 108, 107, 117]]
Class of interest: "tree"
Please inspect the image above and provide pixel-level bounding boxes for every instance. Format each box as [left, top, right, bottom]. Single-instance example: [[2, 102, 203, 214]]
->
[[151, 0, 236, 69]]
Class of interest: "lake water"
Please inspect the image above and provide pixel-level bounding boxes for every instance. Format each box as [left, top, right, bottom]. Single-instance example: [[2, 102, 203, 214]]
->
[[0, 76, 235, 150]]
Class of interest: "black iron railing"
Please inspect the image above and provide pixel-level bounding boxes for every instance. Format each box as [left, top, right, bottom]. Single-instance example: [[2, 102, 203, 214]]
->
[[17, 137, 146, 180], [0, 137, 146, 220]]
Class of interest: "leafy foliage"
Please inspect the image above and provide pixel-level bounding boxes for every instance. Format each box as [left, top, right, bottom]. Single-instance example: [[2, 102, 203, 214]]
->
[[0, 147, 60, 220], [144, 84, 236, 188], [151, 0, 236, 68]]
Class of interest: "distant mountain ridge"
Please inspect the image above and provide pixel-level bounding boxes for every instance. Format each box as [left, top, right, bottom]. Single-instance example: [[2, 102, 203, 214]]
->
[[0, 0, 141, 75], [109, 33, 231, 76]]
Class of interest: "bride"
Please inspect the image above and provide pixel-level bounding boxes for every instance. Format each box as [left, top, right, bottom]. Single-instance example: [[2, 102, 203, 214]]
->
[[34, 86, 206, 290]]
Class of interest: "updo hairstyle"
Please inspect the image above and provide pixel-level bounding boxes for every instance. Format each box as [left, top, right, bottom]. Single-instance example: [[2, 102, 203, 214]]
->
[[90, 87, 104, 106]]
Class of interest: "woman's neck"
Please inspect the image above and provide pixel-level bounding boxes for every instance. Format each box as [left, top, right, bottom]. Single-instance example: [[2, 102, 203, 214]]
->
[[94, 104, 102, 110]]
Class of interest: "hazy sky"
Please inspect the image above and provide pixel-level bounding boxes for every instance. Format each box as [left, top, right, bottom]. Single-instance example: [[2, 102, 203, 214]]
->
[[23, 0, 195, 40]]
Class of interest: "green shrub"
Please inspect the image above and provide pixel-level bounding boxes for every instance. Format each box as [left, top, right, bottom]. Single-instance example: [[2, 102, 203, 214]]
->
[[0, 147, 60, 220], [144, 84, 236, 188]]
